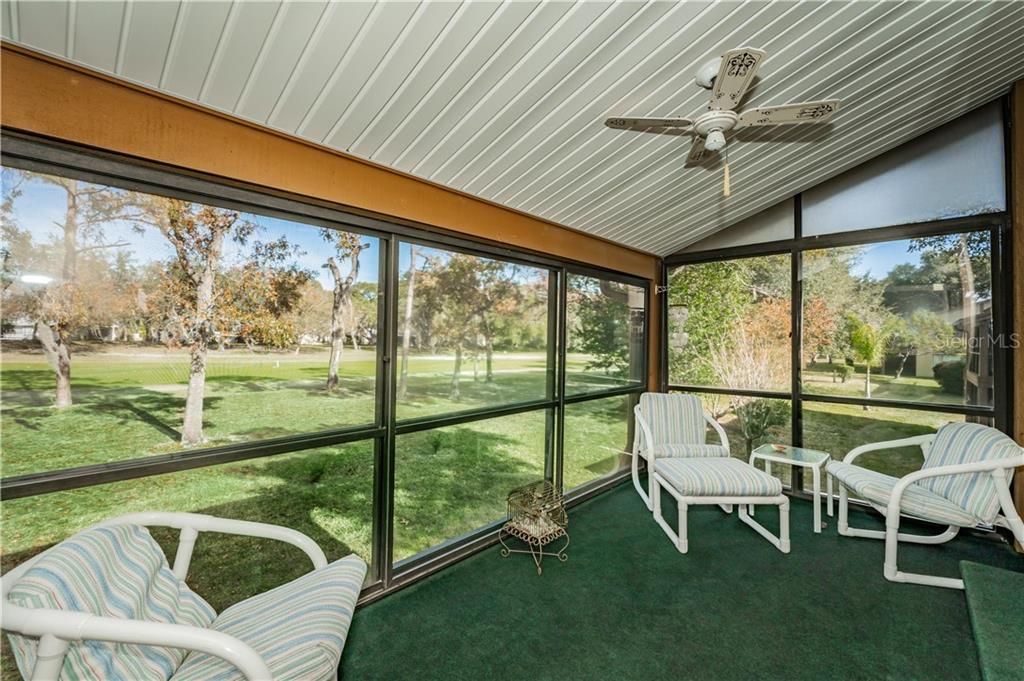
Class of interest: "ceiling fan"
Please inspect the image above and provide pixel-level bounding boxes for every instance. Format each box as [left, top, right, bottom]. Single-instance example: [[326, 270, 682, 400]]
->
[[604, 47, 840, 193]]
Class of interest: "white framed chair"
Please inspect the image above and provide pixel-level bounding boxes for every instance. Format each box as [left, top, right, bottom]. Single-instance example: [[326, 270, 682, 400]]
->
[[1, 512, 367, 681], [632, 392, 731, 510], [828, 422, 1024, 589], [634, 392, 790, 554]]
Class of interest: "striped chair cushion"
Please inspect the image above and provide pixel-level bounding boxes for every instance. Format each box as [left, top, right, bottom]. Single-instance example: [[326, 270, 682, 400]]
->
[[827, 461, 980, 526], [656, 458, 783, 497], [637, 393, 706, 449], [919, 422, 1021, 523], [170, 555, 367, 681], [6, 525, 216, 681], [649, 444, 729, 459]]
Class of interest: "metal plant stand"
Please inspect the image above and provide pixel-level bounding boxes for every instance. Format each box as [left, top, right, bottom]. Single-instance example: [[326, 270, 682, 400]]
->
[[498, 480, 569, 574]]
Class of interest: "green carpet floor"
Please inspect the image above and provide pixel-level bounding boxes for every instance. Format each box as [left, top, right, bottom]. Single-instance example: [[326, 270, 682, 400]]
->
[[341, 483, 1023, 681], [961, 561, 1024, 681]]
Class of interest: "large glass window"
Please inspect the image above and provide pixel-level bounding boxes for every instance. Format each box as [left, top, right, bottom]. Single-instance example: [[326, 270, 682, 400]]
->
[[562, 394, 635, 491], [802, 233, 993, 407], [802, 404, 984, 484], [395, 243, 552, 420], [0, 441, 375, 608], [393, 411, 548, 562], [566, 274, 645, 395], [668, 254, 791, 392], [0, 150, 650, 606], [1, 168, 379, 476]]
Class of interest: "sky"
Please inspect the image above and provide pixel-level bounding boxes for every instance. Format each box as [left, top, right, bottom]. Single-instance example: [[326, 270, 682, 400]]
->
[[3, 170, 550, 290], [5, 171, 383, 290], [845, 240, 921, 280]]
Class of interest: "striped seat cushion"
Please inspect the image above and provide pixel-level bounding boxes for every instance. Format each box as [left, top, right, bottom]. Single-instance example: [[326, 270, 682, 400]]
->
[[649, 444, 729, 459], [6, 525, 216, 681], [827, 461, 980, 526], [170, 555, 367, 681], [637, 393, 706, 448], [919, 422, 1021, 523], [656, 458, 783, 497]]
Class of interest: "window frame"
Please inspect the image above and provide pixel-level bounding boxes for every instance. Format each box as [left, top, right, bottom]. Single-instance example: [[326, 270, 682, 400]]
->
[[0, 132, 649, 604], [662, 204, 1013, 492]]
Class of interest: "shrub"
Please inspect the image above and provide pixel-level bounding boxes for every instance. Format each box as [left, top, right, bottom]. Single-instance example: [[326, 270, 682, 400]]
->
[[734, 399, 791, 455], [834, 364, 853, 383], [932, 360, 965, 395]]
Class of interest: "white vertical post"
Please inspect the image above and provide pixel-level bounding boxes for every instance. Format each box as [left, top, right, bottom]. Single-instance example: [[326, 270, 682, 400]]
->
[[31, 633, 69, 681]]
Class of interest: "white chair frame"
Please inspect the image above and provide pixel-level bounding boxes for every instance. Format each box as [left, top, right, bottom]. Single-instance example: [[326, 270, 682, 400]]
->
[[1, 512, 334, 681], [835, 434, 1024, 589], [632, 403, 730, 511], [651, 474, 791, 555]]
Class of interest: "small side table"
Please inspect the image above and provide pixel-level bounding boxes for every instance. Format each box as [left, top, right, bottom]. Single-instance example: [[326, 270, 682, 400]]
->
[[749, 444, 833, 533]]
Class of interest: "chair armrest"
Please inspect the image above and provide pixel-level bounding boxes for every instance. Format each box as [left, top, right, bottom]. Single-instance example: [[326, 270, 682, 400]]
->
[[94, 512, 328, 579], [844, 434, 935, 464], [633, 405, 656, 459], [703, 411, 730, 455], [887, 455, 1024, 523], [1, 602, 272, 680]]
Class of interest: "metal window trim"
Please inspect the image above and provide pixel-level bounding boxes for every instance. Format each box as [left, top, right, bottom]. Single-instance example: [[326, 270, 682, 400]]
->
[[0, 426, 385, 500]]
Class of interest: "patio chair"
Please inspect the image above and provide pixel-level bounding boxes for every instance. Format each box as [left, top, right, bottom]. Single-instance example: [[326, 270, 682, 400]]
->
[[631, 392, 731, 510], [828, 422, 1024, 589], [1, 512, 367, 681]]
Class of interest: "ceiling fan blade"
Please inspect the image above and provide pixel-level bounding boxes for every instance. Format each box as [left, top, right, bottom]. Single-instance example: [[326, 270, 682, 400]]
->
[[710, 46, 766, 110], [736, 99, 841, 128], [684, 136, 709, 167], [605, 116, 692, 131]]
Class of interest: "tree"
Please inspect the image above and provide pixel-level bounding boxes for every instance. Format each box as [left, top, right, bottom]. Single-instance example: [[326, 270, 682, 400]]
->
[[321, 230, 369, 391], [398, 245, 419, 400], [152, 199, 256, 445], [573, 278, 631, 377], [888, 310, 956, 380], [734, 398, 791, 456], [667, 261, 749, 385], [848, 314, 895, 407], [428, 254, 487, 400], [218, 238, 311, 350], [5, 171, 136, 408], [474, 260, 521, 382]]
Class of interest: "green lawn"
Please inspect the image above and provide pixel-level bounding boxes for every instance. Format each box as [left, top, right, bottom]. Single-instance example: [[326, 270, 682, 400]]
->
[[0, 344, 632, 602], [802, 361, 963, 405]]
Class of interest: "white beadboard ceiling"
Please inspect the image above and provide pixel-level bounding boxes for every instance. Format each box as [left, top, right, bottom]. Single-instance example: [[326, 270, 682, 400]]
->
[[3, 1, 1024, 256]]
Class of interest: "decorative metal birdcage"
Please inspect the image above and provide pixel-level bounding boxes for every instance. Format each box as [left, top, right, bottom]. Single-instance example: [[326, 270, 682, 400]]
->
[[498, 479, 569, 574]]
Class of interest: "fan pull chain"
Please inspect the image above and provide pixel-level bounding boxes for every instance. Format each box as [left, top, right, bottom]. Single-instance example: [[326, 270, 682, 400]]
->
[[723, 148, 731, 198]]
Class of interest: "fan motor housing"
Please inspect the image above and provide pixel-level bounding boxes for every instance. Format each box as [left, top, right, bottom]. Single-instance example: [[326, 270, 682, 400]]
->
[[693, 110, 739, 136]]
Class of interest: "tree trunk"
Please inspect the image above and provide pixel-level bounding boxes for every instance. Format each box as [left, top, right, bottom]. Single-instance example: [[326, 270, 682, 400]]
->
[[35, 322, 72, 408], [181, 340, 208, 445], [325, 258, 347, 391], [38, 180, 80, 409], [863, 364, 872, 411], [957, 234, 976, 398], [450, 343, 462, 400], [894, 350, 911, 381], [326, 295, 345, 391], [181, 233, 221, 446], [398, 246, 417, 400], [482, 318, 494, 383]]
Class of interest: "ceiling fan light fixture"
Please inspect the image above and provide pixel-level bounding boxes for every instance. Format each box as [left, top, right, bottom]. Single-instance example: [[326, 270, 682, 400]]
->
[[705, 129, 726, 151]]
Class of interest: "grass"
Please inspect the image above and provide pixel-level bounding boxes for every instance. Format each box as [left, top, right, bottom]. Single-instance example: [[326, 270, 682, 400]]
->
[[802, 361, 965, 405]]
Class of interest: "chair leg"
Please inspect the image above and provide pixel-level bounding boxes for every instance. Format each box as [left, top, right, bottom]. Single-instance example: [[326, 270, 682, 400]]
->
[[718, 503, 733, 514], [884, 513, 964, 589], [632, 452, 652, 511], [677, 501, 689, 554]]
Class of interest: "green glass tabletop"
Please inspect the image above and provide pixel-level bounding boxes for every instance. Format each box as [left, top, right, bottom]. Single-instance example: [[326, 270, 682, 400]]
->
[[751, 444, 830, 464]]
